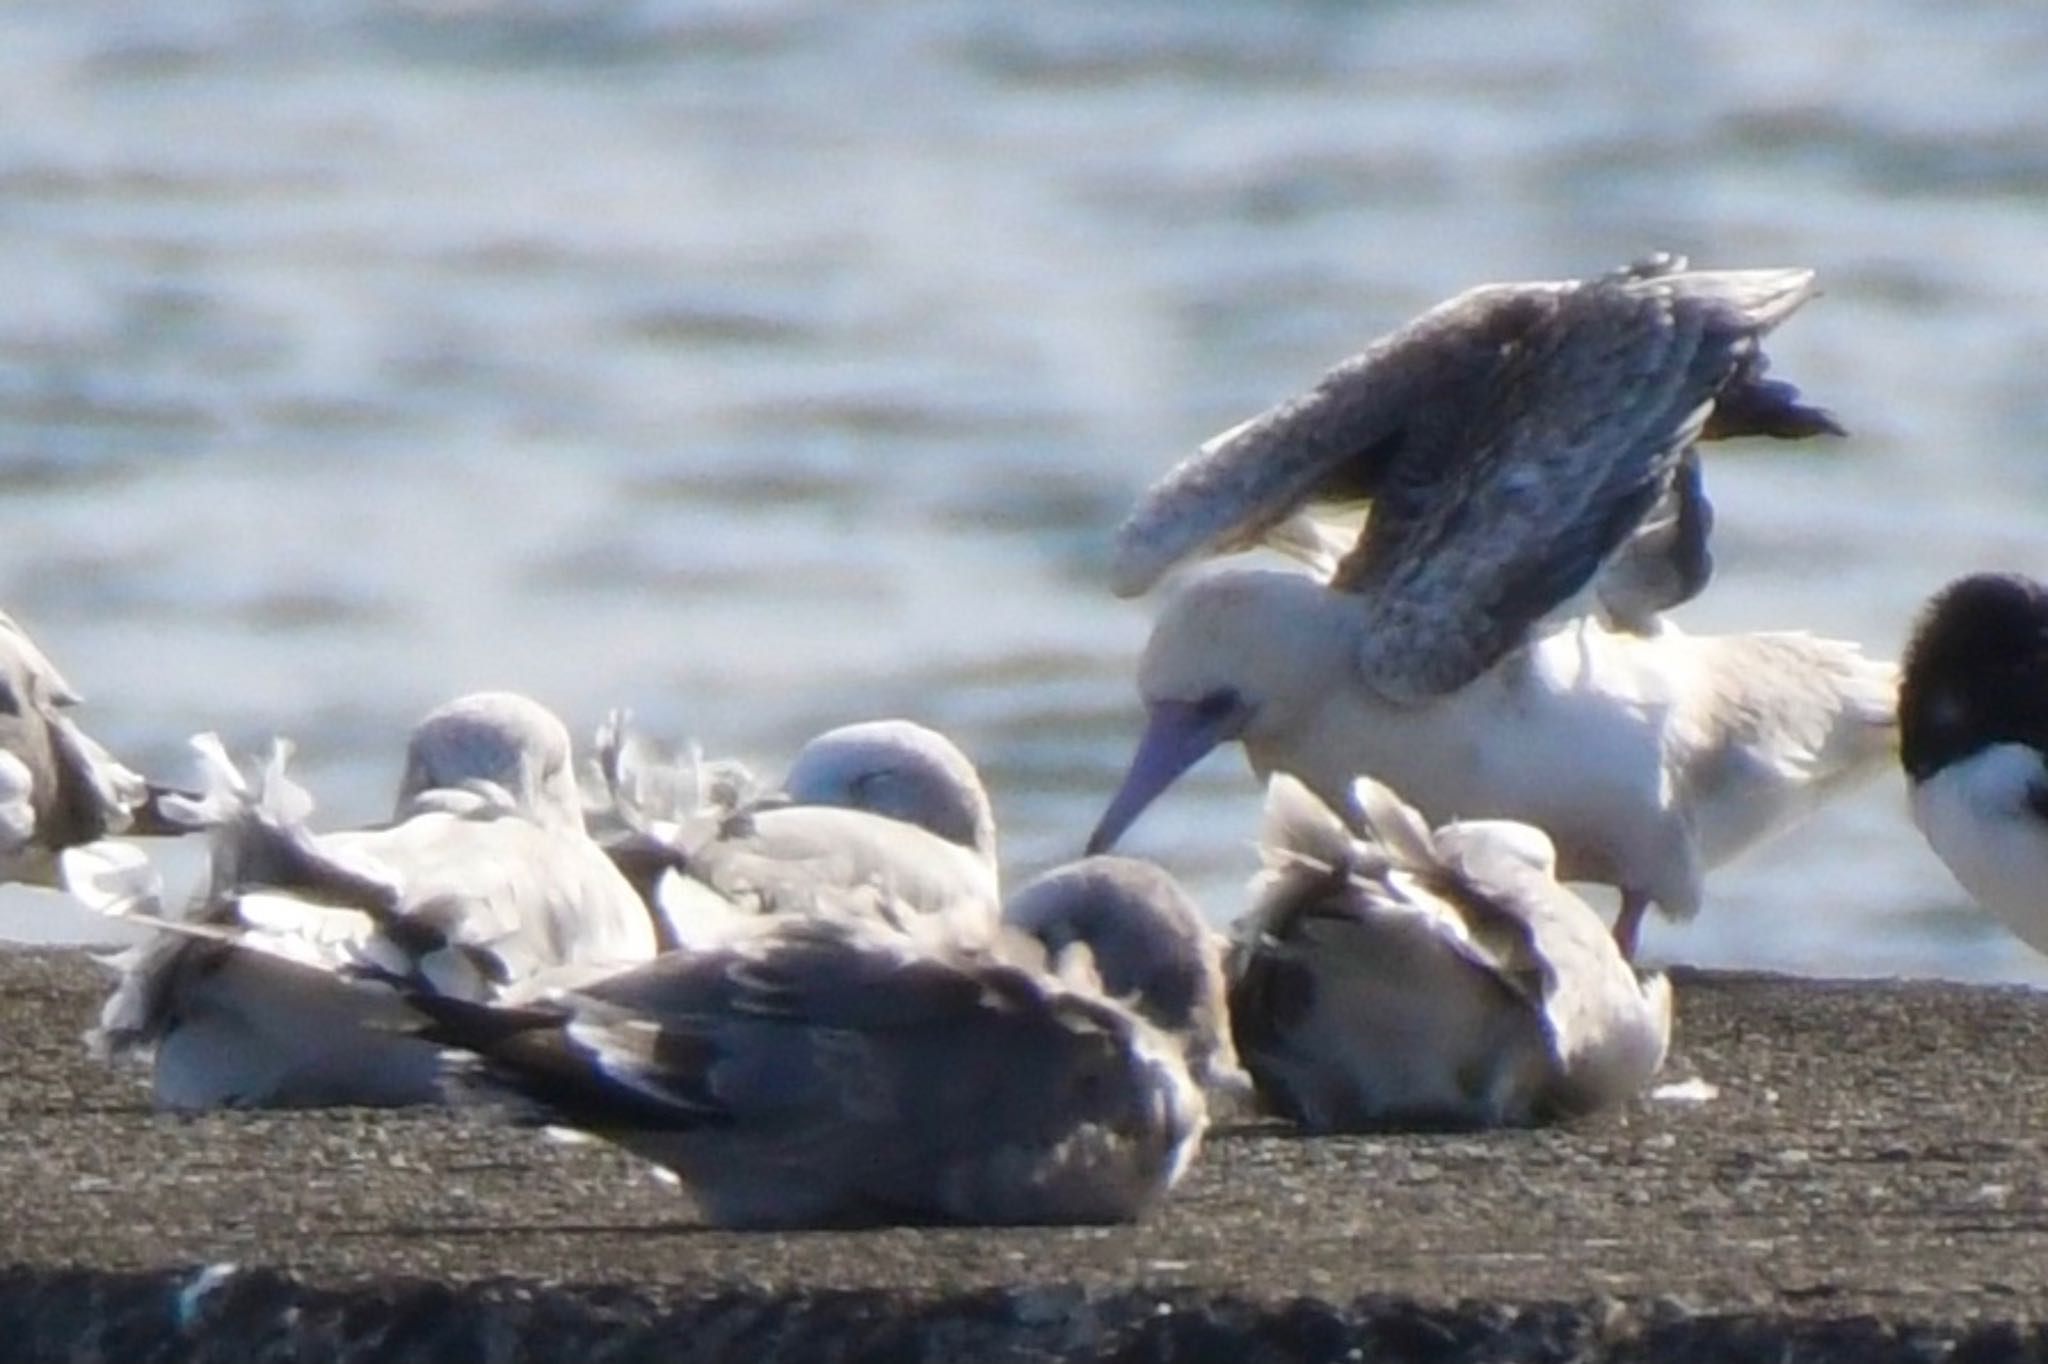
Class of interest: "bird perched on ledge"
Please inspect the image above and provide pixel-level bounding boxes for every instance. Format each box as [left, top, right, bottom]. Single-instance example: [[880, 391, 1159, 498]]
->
[[1090, 256, 1893, 957], [381, 894, 1210, 1229], [1899, 572, 2048, 956], [1228, 774, 1672, 1130], [592, 715, 1002, 948], [76, 692, 659, 1110]]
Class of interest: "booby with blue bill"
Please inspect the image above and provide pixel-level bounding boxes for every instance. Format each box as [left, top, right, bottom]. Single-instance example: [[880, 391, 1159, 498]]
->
[[1089, 257, 1890, 956]]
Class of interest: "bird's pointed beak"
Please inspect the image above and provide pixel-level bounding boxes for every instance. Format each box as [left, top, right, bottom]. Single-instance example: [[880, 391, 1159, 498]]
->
[[1086, 699, 1244, 855]]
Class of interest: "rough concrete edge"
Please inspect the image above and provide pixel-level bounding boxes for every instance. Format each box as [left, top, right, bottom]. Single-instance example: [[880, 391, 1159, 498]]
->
[[3, 1264, 2044, 1364]]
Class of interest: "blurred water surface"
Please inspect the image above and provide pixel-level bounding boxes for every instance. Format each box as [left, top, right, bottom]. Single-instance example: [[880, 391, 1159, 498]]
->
[[4, 0, 2047, 979]]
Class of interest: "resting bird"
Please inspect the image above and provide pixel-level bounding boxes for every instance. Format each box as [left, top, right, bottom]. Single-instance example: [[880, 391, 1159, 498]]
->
[[596, 715, 1001, 945], [1089, 256, 1892, 956], [386, 897, 1208, 1229], [1899, 573, 2048, 955], [1004, 854, 1247, 1100], [74, 692, 660, 1109], [1227, 775, 1672, 1130], [781, 719, 999, 866], [0, 609, 185, 884]]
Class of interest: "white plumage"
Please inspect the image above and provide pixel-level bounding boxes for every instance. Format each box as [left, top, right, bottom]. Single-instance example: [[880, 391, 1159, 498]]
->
[[594, 715, 1002, 945], [74, 692, 659, 1109], [1090, 258, 1888, 955], [1899, 573, 2048, 955]]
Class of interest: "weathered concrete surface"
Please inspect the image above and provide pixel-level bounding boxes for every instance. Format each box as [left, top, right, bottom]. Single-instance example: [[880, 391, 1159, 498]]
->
[[6, 948, 2048, 1361]]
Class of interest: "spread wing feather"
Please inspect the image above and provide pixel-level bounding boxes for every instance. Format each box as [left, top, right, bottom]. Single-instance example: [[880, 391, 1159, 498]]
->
[[1341, 273, 1732, 699], [1109, 259, 1835, 698]]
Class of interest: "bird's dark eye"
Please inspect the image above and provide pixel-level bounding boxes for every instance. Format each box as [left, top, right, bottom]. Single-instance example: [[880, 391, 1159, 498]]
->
[[1193, 688, 1242, 724]]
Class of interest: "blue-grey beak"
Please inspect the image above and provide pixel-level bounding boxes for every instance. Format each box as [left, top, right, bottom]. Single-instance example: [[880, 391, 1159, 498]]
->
[[1086, 698, 1246, 855]]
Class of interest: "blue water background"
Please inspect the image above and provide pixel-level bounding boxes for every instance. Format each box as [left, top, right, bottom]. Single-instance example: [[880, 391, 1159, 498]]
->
[[4, 0, 2047, 981]]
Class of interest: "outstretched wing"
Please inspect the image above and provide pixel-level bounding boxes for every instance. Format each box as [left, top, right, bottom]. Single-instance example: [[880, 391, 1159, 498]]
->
[[1109, 278, 1549, 599], [1342, 266, 1817, 701], [1109, 259, 1835, 681]]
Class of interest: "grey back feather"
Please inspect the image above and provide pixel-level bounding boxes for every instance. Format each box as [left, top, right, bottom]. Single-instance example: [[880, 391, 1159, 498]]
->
[[1228, 776, 1561, 1129], [417, 910, 1207, 1227], [1003, 855, 1243, 1095]]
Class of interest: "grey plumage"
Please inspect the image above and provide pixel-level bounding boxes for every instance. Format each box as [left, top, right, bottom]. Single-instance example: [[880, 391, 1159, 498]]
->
[[594, 715, 1001, 943], [395, 690, 593, 832], [781, 719, 998, 864], [1004, 855, 1246, 1099], [1110, 255, 1840, 702], [1227, 775, 1672, 1131], [79, 693, 660, 1110], [681, 804, 999, 928], [401, 906, 1207, 1228], [1592, 445, 1716, 634]]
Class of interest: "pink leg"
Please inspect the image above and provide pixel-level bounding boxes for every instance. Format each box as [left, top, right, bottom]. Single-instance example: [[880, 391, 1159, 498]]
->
[[1612, 890, 1649, 962]]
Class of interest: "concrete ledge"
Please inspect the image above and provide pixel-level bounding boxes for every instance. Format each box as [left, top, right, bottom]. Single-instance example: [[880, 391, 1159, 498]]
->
[[7, 949, 2048, 1361], [9, 1267, 2048, 1363]]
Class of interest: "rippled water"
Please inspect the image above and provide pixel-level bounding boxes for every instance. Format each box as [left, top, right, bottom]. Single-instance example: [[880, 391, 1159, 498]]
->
[[4, 0, 2047, 981]]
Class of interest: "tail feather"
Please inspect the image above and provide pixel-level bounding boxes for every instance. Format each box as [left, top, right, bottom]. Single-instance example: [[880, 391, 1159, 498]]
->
[[157, 733, 252, 830], [61, 840, 193, 1061], [398, 988, 719, 1131], [127, 783, 208, 837], [74, 736, 396, 1067], [1344, 777, 1438, 872], [1257, 775, 1358, 875], [592, 711, 756, 848]]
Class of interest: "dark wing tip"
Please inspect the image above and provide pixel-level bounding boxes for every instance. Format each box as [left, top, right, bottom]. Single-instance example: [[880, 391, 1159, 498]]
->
[[1702, 375, 1847, 442]]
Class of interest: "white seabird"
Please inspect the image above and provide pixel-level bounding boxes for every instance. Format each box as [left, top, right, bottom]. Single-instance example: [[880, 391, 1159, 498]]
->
[[388, 897, 1208, 1229], [781, 719, 1000, 867], [0, 609, 183, 885], [1004, 854, 1248, 1100], [1228, 774, 1672, 1130], [74, 691, 661, 1110], [595, 715, 1001, 943], [1899, 573, 2048, 955], [1088, 256, 1893, 956]]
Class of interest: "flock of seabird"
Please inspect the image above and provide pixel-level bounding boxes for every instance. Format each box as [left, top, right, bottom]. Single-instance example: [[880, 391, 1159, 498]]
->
[[3, 254, 2043, 1230]]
